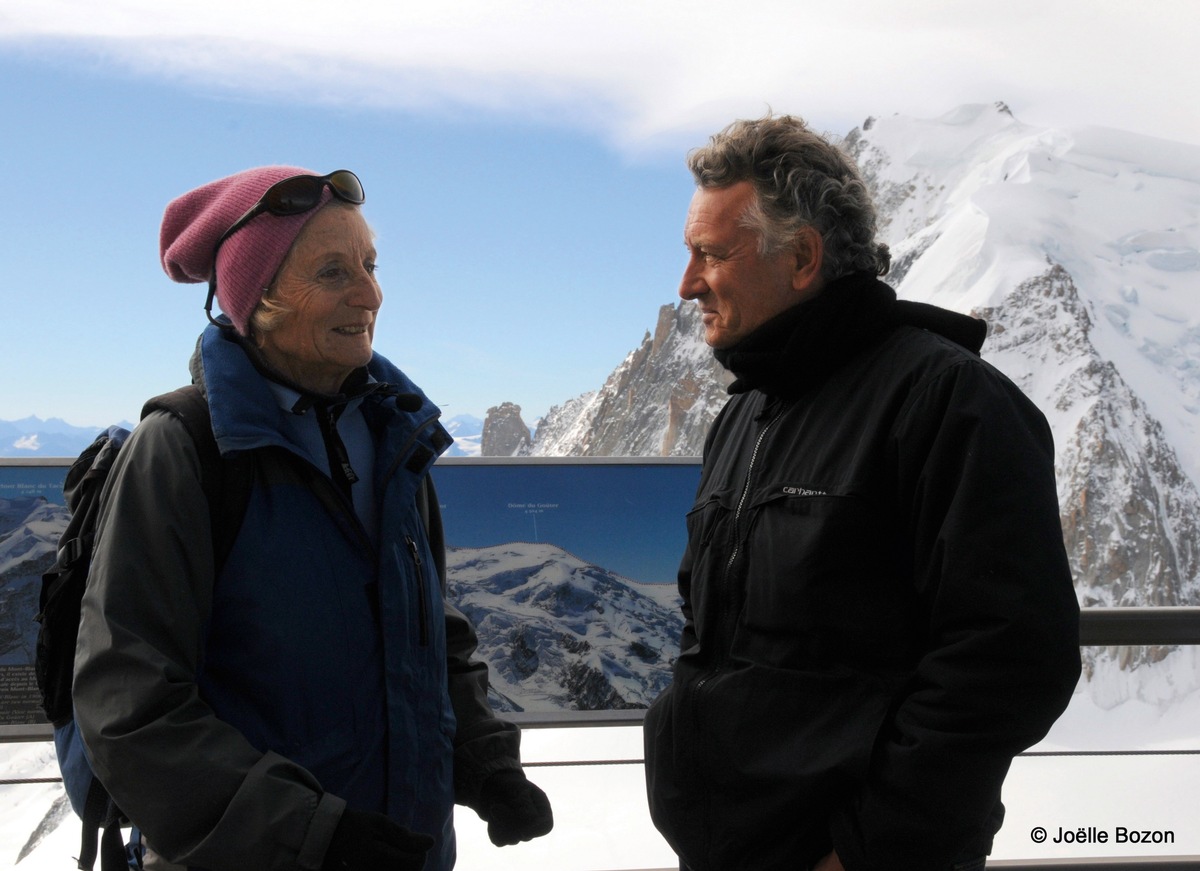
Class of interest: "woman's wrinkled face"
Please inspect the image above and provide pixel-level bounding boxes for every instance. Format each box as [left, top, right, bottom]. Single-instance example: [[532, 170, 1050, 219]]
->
[[256, 204, 382, 394]]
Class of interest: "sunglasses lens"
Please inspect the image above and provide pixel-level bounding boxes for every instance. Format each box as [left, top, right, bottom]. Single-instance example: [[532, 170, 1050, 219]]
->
[[264, 176, 326, 215], [327, 170, 365, 205], [260, 171, 364, 216]]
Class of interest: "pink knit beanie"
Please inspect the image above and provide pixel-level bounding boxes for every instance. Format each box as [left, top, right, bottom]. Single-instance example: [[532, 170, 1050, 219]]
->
[[160, 166, 334, 335]]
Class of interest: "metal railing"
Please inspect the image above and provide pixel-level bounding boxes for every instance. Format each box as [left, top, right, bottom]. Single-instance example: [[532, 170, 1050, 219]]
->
[[505, 606, 1200, 729], [4, 607, 1200, 871]]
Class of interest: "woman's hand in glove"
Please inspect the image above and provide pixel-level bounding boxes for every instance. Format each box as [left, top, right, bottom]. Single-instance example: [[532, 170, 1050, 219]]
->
[[320, 807, 435, 871], [478, 769, 554, 846]]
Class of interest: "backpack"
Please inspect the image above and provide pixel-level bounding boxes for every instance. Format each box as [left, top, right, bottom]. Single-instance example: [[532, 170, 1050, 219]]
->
[[34, 385, 252, 871]]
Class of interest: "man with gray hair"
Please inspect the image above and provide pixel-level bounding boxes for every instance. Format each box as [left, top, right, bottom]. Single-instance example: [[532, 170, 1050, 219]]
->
[[643, 115, 1080, 871]]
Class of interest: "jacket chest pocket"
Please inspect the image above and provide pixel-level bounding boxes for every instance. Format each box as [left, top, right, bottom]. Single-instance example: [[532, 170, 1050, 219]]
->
[[683, 489, 740, 620], [684, 487, 739, 551], [736, 485, 896, 665]]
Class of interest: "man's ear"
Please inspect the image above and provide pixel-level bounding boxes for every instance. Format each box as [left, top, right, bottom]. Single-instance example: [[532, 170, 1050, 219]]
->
[[791, 226, 825, 297]]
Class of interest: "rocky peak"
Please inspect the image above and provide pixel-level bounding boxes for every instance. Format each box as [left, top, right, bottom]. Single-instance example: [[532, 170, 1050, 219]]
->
[[528, 301, 732, 457], [480, 402, 533, 456], [974, 263, 1200, 617]]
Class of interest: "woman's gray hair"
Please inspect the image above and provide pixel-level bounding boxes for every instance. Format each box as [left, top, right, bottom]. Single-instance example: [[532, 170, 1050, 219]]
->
[[249, 292, 292, 339], [687, 114, 890, 279]]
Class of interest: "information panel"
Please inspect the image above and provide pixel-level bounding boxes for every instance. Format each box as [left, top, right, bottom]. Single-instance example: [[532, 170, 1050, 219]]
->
[[432, 459, 699, 712], [0, 458, 700, 731], [0, 463, 69, 732]]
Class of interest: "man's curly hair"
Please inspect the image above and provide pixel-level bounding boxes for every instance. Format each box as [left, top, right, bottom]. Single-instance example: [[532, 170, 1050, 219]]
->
[[687, 114, 890, 279]]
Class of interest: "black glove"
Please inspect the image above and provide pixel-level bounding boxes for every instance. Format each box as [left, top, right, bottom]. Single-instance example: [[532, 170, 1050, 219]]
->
[[320, 807, 435, 871], [478, 769, 554, 846]]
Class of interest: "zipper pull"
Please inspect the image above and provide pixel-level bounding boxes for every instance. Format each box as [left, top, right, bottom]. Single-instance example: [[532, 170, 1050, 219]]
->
[[405, 535, 431, 646], [405, 534, 422, 570]]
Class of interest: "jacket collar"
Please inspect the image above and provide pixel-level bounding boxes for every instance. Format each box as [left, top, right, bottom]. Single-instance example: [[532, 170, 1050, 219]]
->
[[713, 272, 985, 399], [190, 324, 450, 461]]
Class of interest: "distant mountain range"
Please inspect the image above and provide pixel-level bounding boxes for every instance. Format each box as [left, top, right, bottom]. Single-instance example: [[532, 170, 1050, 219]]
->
[[0, 418, 118, 459], [0, 414, 485, 459], [441, 414, 484, 457]]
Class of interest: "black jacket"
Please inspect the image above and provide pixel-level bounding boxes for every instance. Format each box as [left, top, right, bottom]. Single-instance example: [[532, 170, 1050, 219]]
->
[[644, 274, 1080, 871]]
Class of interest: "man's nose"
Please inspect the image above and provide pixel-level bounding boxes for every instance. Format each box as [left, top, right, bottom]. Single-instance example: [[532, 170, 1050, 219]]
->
[[678, 259, 706, 301]]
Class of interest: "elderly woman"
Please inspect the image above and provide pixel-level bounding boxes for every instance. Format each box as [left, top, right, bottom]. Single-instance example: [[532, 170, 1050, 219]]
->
[[72, 167, 552, 871]]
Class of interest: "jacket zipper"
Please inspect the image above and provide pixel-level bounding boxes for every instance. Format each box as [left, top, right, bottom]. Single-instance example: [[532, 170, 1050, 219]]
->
[[688, 403, 784, 870], [697, 403, 785, 690], [381, 412, 440, 650], [725, 407, 782, 577], [405, 534, 431, 647]]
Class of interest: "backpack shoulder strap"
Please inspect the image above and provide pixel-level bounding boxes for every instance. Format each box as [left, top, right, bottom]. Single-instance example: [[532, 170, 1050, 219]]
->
[[141, 385, 219, 483], [142, 385, 252, 572]]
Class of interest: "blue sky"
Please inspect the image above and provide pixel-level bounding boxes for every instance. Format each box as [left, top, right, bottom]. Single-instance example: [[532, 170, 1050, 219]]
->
[[2, 1, 1196, 428]]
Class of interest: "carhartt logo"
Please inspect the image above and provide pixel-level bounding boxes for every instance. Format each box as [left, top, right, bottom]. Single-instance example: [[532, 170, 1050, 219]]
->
[[782, 486, 827, 497]]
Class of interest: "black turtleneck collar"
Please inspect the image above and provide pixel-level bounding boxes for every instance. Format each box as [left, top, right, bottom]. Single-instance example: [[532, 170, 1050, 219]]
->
[[713, 271, 986, 399], [714, 272, 896, 399]]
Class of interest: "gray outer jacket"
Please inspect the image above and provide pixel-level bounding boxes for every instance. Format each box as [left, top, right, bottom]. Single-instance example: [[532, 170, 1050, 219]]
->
[[73, 328, 521, 870]]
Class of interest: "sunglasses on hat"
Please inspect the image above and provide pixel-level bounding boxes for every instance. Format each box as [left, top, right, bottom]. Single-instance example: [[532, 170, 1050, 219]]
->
[[205, 169, 366, 325]]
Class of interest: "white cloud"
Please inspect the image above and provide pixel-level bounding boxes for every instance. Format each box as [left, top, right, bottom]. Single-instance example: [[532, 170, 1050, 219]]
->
[[2, 0, 1197, 147]]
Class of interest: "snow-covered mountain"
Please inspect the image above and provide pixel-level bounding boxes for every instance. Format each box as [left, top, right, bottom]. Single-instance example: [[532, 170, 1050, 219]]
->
[[442, 413, 484, 457], [476, 303, 731, 457], [841, 103, 1200, 690], [528, 302, 732, 457], [446, 542, 682, 711], [485, 101, 1200, 705], [0, 498, 68, 667]]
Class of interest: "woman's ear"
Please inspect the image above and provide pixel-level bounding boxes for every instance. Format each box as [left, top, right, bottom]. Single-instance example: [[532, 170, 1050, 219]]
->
[[791, 226, 825, 297]]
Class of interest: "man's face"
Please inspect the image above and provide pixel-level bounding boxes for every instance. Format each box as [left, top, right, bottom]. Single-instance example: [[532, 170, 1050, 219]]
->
[[679, 181, 818, 349]]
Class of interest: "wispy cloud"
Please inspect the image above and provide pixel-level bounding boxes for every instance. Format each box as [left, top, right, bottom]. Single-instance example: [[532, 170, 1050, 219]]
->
[[3, 0, 1197, 147]]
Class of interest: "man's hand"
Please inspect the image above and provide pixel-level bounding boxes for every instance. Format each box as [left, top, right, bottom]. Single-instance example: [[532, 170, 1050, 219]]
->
[[812, 849, 846, 871], [478, 769, 554, 846]]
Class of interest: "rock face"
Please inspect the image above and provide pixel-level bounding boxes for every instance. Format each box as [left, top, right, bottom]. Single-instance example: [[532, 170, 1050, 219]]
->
[[530, 302, 732, 457], [480, 402, 533, 456], [975, 265, 1200, 614]]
